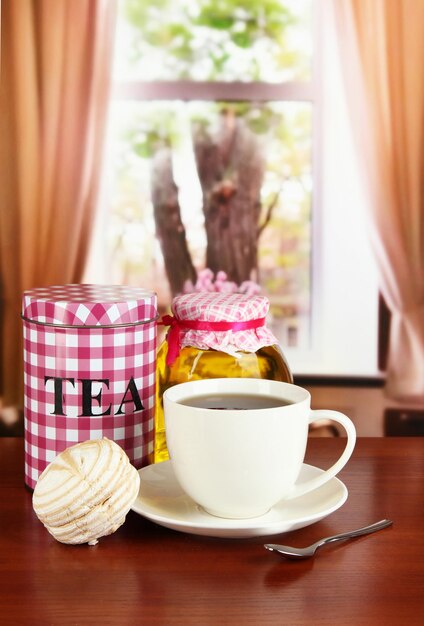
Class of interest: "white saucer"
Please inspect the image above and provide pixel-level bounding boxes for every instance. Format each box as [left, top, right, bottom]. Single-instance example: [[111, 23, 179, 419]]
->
[[131, 461, 348, 538]]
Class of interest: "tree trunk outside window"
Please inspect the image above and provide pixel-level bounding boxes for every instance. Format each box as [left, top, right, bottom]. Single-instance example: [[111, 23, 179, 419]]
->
[[151, 111, 266, 295]]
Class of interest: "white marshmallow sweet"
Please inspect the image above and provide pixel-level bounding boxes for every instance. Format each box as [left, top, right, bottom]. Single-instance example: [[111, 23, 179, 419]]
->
[[32, 438, 140, 545]]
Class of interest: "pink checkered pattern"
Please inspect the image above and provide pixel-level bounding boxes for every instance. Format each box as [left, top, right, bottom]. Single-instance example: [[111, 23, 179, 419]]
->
[[22, 285, 157, 489], [172, 292, 278, 356]]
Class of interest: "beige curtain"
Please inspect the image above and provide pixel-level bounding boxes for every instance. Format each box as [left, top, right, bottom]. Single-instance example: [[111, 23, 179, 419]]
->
[[333, 0, 424, 401], [0, 0, 116, 420]]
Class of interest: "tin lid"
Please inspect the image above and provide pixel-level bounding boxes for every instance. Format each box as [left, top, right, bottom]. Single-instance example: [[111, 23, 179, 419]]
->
[[171, 292, 278, 355], [22, 284, 158, 327]]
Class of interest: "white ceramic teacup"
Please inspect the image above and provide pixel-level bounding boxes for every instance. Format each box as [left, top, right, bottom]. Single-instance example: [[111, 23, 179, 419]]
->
[[164, 378, 356, 519]]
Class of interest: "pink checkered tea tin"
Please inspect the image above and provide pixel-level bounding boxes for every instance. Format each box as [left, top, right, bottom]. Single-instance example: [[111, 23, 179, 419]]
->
[[22, 284, 157, 489]]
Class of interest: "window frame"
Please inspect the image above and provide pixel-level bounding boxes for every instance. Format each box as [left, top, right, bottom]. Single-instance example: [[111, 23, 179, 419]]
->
[[112, 80, 314, 102], [100, 1, 381, 378]]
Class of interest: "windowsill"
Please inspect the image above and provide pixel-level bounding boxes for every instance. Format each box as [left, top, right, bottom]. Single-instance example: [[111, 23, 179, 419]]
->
[[293, 373, 386, 387]]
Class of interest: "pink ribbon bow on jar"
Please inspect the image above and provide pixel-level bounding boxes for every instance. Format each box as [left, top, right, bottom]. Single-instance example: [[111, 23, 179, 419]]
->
[[158, 314, 266, 365]]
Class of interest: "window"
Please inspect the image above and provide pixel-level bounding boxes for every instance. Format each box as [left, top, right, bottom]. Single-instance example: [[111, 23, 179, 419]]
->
[[88, 0, 380, 377]]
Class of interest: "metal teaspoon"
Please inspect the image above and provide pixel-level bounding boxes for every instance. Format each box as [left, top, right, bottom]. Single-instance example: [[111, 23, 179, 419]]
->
[[264, 519, 393, 560]]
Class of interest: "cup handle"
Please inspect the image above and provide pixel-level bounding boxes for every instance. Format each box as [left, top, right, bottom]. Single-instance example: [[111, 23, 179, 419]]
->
[[286, 410, 356, 500]]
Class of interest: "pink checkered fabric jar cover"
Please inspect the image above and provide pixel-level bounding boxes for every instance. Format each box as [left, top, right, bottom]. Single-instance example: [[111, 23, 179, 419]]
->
[[22, 284, 157, 489], [172, 292, 278, 356]]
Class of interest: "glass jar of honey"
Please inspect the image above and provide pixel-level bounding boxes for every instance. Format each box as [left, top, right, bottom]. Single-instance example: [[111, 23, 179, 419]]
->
[[155, 292, 292, 462]]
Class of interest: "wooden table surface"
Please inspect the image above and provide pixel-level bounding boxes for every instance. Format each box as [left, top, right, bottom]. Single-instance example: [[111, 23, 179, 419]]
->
[[1, 437, 423, 625]]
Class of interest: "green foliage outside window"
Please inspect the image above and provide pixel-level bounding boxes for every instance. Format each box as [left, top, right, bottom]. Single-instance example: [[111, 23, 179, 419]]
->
[[118, 0, 311, 81]]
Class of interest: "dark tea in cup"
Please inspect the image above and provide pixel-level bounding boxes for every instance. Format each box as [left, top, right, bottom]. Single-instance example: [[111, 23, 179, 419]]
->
[[180, 393, 293, 410]]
